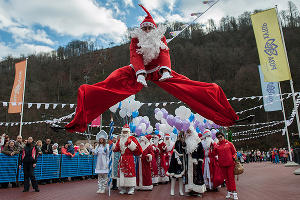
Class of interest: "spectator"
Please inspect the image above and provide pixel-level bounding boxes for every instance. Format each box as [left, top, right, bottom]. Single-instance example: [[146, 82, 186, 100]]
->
[[84, 143, 93, 154], [2, 140, 19, 156], [61, 143, 75, 157], [78, 143, 89, 155], [15, 135, 25, 152], [42, 139, 53, 154], [273, 148, 280, 164], [213, 132, 238, 200], [19, 137, 39, 192], [67, 141, 75, 154], [36, 140, 43, 155], [0, 134, 6, 152], [52, 143, 59, 155]]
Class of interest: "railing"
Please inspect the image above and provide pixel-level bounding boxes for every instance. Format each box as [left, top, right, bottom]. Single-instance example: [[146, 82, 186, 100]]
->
[[0, 154, 96, 183]]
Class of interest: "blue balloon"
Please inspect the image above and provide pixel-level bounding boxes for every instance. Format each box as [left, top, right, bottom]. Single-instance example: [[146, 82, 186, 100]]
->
[[154, 130, 159, 135], [196, 127, 200, 133], [118, 102, 122, 109], [173, 128, 178, 135], [203, 119, 207, 123], [131, 125, 136, 133], [189, 113, 195, 122], [132, 110, 139, 118]]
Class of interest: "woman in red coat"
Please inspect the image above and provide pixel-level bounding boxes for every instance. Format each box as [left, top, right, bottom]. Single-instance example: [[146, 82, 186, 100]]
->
[[213, 132, 238, 200]]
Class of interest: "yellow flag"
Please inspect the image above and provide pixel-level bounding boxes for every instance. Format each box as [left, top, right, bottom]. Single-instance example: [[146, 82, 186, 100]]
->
[[251, 8, 291, 82]]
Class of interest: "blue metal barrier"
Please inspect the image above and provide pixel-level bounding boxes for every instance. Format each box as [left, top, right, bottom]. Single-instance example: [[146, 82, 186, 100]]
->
[[1, 154, 96, 182], [0, 154, 19, 183]]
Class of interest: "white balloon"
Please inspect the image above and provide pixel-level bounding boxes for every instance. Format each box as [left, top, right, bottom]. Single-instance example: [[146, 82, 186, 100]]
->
[[143, 116, 149, 122], [147, 126, 153, 133], [184, 108, 191, 120], [119, 109, 126, 118], [161, 118, 167, 124], [159, 124, 167, 133], [129, 95, 135, 100], [126, 111, 131, 117], [109, 103, 118, 113], [155, 111, 163, 120], [140, 123, 147, 132]]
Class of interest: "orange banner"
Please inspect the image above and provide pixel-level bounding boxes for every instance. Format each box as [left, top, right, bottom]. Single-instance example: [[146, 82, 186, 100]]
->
[[8, 60, 27, 113]]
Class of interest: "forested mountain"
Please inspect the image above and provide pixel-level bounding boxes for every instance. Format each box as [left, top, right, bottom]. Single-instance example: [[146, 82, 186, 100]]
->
[[1, 1, 300, 150]]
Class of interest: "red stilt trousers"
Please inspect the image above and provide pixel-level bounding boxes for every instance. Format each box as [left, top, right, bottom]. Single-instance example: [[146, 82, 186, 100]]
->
[[220, 165, 236, 191], [65, 65, 239, 132]]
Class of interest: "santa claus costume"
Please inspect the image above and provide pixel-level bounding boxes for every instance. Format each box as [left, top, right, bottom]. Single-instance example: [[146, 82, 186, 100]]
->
[[136, 135, 154, 190], [167, 132, 185, 196], [184, 127, 206, 196], [64, 4, 239, 134], [164, 133, 175, 172], [151, 135, 160, 185], [113, 124, 142, 195], [157, 135, 169, 183]]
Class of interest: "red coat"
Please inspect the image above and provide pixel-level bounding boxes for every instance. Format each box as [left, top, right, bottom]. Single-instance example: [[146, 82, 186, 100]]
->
[[137, 144, 154, 190], [113, 136, 142, 178], [213, 139, 236, 167], [130, 36, 171, 74], [158, 141, 168, 173], [151, 144, 159, 176]]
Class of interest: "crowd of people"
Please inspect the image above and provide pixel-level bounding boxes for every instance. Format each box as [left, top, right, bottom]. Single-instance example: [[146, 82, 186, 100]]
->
[[236, 148, 292, 164]]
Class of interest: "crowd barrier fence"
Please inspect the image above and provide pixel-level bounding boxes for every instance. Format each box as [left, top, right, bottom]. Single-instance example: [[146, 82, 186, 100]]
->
[[0, 154, 96, 183]]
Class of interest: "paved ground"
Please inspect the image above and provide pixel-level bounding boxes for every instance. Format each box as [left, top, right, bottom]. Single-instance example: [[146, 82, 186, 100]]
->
[[0, 162, 299, 200]]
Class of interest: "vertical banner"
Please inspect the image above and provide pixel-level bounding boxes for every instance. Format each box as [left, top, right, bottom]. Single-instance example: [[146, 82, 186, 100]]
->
[[258, 65, 282, 112], [91, 115, 102, 127], [251, 8, 291, 82], [8, 60, 27, 113]]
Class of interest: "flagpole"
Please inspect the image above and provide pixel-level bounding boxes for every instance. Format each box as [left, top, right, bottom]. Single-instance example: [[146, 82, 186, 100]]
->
[[278, 82, 293, 161], [167, 0, 220, 44], [276, 5, 300, 138], [19, 58, 28, 137]]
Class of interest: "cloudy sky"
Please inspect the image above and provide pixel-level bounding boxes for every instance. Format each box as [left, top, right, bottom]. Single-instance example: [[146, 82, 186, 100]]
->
[[0, 0, 299, 59]]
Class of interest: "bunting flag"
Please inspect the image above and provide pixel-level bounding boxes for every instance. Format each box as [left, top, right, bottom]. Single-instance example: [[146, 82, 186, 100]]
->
[[8, 60, 27, 113], [191, 12, 203, 17], [251, 8, 291, 82], [232, 129, 281, 142], [170, 31, 181, 37], [203, 0, 215, 4]]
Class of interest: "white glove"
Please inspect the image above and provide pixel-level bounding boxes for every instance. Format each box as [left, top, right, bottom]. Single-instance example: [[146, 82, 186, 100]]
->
[[177, 159, 182, 165]]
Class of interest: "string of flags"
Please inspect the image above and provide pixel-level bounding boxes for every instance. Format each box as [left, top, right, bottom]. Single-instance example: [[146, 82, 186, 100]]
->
[[232, 129, 282, 142], [231, 120, 283, 127], [1, 92, 298, 111], [232, 121, 284, 136]]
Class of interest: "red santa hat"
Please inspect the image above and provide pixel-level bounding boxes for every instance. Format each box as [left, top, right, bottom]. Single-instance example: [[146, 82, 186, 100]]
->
[[122, 124, 130, 133], [165, 133, 170, 138], [145, 134, 152, 142], [139, 4, 157, 29]]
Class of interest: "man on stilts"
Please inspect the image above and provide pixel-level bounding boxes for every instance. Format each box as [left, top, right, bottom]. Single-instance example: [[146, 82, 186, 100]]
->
[[64, 4, 250, 134]]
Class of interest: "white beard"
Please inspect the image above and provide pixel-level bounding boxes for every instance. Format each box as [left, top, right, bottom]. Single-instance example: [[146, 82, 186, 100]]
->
[[119, 134, 129, 154], [165, 139, 170, 147], [185, 132, 201, 154], [153, 138, 159, 146], [130, 25, 168, 65]]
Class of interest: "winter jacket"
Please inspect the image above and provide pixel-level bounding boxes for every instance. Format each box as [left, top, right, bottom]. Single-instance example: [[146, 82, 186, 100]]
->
[[2, 146, 20, 156], [20, 143, 38, 164], [61, 147, 75, 157], [213, 139, 236, 167], [42, 143, 53, 154]]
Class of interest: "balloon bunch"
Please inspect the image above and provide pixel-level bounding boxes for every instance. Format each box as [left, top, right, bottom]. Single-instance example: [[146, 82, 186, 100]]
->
[[130, 116, 153, 137], [109, 95, 142, 118], [154, 106, 222, 136]]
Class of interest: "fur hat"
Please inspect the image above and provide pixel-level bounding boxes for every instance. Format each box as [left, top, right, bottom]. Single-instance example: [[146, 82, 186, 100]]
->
[[96, 130, 108, 140], [122, 124, 130, 133]]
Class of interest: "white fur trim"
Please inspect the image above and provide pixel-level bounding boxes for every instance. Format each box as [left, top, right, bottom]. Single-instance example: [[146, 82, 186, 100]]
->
[[118, 171, 136, 187], [147, 154, 152, 162], [159, 66, 171, 73], [140, 22, 156, 29], [152, 177, 159, 184], [159, 176, 169, 182], [136, 185, 153, 190], [128, 141, 137, 151], [136, 69, 147, 76], [122, 128, 130, 132]]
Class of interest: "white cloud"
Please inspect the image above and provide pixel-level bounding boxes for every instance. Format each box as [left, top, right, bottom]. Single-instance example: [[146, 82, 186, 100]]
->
[[0, 42, 54, 59], [0, 0, 128, 43], [123, 0, 134, 7], [8, 27, 54, 45], [140, 0, 177, 12]]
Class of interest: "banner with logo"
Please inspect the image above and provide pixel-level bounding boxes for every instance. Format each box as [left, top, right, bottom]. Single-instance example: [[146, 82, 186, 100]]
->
[[251, 8, 291, 82], [8, 60, 27, 113], [258, 65, 282, 112]]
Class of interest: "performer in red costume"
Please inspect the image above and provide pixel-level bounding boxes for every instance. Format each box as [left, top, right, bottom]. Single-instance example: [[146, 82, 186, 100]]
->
[[136, 135, 154, 190], [65, 4, 242, 133], [151, 135, 160, 185], [113, 124, 142, 195], [157, 135, 169, 183]]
